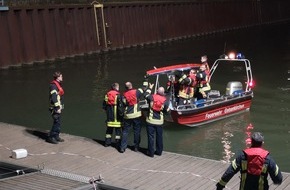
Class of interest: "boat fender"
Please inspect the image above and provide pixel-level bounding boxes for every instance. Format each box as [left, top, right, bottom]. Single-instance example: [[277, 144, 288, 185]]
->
[[195, 99, 206, 107], [12, 149, 28, 159], [233, 90, 244, 96]]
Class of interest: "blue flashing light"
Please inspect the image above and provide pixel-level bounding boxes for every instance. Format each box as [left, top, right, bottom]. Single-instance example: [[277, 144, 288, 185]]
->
[[236, 53, 245, 59]]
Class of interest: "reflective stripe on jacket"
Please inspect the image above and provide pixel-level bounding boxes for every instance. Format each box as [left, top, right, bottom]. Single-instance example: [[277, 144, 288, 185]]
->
[[49, 80, 64, 110], [104, 90, 122, 127], [146, 93, 168, 125], [123, 88, 143, 119], [196, 70, 209, 87], [106, 90, 119, 105], [240, 148, 269, 190], [218, 148, 282, 190], [51, 80, 64, 96], [178, 85, 194, 99]]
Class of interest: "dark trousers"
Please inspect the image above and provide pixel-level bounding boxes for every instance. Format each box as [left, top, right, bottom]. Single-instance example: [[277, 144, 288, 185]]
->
[[105, 127, 121, 145], [146, 123, 163, 156], [120, 118, 141, 150], [50, 112, 61, 139]]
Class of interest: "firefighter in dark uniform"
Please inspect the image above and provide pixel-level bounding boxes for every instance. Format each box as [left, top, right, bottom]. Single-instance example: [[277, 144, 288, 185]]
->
[[119, 82, 144, 153], [216, 132, 283, 190], [177, 69, 197, 105], [166, 75, 179, 107], [196, 64, 211, 99], [144, 83, 170, 157], [103, 83, 124, 147], [47, 71, 65, 144]]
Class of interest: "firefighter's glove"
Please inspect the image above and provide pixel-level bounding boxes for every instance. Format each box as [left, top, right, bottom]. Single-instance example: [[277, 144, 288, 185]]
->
[[216, 183, 225, 190]]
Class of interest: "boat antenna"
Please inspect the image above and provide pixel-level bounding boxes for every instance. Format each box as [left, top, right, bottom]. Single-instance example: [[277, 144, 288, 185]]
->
[[223, 41, 227, 54]]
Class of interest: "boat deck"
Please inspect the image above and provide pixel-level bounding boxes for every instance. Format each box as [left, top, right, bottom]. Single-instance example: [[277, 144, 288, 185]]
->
[[0, 122, 289, 190]]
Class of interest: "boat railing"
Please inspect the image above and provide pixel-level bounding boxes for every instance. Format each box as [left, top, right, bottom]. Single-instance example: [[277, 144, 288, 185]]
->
[[140, 90, 253, 112], [175, 91, 252, 111]]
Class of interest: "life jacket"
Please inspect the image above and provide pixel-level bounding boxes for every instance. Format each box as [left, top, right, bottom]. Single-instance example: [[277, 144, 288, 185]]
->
[[188, 73, 197, 87], [243, 148, 269, 175], [205, 69, 210, 76], [106, 90, 119, 105], [197, 70, 209, 86], [178, 85, 194, 99], [51, 80, 64, 96], [151, 94, 166, 112], [123, 89, 137, 106]]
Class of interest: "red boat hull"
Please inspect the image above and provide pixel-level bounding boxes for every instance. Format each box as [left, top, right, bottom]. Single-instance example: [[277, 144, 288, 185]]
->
[[170, 99, 252, 127]]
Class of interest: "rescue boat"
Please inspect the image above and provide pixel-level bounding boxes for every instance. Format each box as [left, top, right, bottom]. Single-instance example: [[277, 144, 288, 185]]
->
[[141, 52, 255, 127]]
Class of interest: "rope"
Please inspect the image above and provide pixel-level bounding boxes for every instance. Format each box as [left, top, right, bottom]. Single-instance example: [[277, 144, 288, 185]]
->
[[0, 144, 11, 151]]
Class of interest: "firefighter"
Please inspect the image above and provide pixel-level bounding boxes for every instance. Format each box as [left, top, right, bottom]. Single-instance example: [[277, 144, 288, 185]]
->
[[201, 55, 210, 72], [216, 132, 283, 190], [196, 64, 211, 99], [177, 69, 197, 105], [103, 83, 124, 147], [47, 71, 65, 144], [144, 83, 170, 157], [166, 75, 179, 107], [119, 82, 144, 153]]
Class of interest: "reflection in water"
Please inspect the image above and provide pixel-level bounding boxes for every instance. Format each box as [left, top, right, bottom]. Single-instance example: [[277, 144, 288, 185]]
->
[[172, 112, 253, 163], [221, 120, 254, 163], [221, 131, 234, 163], [245, 123, 254, 148], [218, 113, 251, 163], [92, 54, 109, 102]]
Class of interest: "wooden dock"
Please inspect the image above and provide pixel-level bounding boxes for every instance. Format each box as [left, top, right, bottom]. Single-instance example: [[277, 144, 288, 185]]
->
[[0, 122, 289, 190]]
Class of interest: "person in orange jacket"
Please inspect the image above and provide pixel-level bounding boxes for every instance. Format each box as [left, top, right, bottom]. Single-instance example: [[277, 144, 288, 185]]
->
[[216, 132, 283, 190], [144, 83, 170, 157], [177, 69, 197, 105], [102, 83, 124, 147], [119, 82, 144, 153], [47, 71, 65, 144], [196, 64, 211, 99]]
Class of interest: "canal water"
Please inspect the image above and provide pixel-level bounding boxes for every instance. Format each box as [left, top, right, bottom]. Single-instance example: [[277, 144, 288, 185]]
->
[[1, 23, 290, 172]]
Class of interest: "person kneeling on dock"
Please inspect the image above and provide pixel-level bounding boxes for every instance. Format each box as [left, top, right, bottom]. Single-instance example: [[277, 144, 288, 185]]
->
[[144, 84, 170, 158], [216, 132, 283, 190]]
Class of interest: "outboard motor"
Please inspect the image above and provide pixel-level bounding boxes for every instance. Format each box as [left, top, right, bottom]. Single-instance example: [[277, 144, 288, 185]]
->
[[226, 81, 243, 96]]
